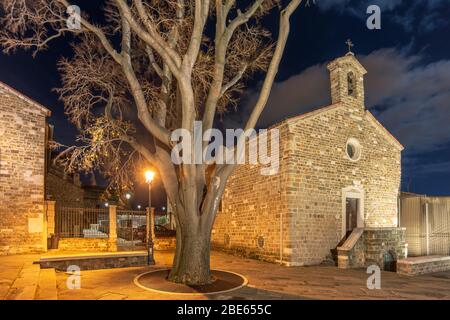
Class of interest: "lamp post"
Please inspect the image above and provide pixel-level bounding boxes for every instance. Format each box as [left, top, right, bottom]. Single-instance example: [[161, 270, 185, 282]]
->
[[145, 170, 155, 208], [144, 170, 155, 264]]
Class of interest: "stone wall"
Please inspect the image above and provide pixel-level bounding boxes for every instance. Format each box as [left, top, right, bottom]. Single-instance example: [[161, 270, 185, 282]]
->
[[212, 123, 292, 264], [0, 84, 49, 255], [339, 228, 406, 270], [154, 236, 176, 250], [57, 238, 110, 252], [365, 228, 407, 269], [397, 256, 450, 276]]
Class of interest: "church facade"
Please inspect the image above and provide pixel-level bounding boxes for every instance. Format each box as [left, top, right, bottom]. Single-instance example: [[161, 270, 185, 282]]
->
[[212, 53, 407, 270]]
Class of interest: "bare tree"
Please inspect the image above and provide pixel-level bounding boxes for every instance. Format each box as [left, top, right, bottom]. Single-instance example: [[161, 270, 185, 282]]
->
[[0, 0, 310, 285]]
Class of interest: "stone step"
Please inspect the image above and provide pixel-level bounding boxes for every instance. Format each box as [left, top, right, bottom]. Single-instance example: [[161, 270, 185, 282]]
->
[[35, 268, 57, 300], [4, 263, 40, 300]]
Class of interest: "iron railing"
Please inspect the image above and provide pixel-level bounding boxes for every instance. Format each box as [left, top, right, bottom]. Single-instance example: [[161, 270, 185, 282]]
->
[[116, 210, 147, 248], [56, 207, 109, 238]]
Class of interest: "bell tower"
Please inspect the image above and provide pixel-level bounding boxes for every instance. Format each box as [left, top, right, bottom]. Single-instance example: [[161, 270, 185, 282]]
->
[[327, 40, 367, 107]]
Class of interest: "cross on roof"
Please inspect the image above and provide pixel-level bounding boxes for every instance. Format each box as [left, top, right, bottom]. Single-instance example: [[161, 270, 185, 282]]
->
[[346, 39, 354, 53]]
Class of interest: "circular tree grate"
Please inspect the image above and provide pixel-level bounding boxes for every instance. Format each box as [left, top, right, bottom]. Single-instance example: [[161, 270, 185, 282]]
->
[[134, 269, 248, 296]]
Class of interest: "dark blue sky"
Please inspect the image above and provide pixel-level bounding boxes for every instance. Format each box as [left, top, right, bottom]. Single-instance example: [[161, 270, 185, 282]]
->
[[1, 0, 449, 198]]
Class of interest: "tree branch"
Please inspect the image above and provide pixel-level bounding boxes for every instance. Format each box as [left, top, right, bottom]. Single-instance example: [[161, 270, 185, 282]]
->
[[244, 0, 302, 131], [119, 11, 172, 146], [115, 0, 182, 78], [220, 63, 248, 96]]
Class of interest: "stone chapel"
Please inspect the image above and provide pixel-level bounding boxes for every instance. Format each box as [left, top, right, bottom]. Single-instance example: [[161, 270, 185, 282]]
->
[[212, 52, 407, 270]]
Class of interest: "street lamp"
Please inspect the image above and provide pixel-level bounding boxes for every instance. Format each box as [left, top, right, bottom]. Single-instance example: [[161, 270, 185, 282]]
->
[[145, 170, 155, 208], [124, 192, 132, 209], [144, 170, 155, 265], [137, 205, 141, 210]]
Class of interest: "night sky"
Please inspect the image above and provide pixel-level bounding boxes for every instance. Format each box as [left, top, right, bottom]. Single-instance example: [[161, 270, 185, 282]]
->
[[1, 0, 449, 206]]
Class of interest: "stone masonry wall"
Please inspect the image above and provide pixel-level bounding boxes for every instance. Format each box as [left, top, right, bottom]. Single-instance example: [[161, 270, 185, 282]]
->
[[57, 238, 110, 252], [364, 228, 406, 268], [154, 236, 176, 250], [340, 228, 406, 270], [212, 123, 293, 264], [397, 256, 450, 276], [0, 86, 48, 255]]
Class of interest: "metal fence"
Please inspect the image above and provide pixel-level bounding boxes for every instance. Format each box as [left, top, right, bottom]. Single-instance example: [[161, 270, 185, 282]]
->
[[56, 207, 109, 238], [116, 210, 147, 249], [400, 195, 450, 256]]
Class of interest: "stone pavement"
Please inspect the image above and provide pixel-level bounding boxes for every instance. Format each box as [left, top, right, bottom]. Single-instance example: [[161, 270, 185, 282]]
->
[[2, 251, 450, 300], [0, 254, 40, 300]]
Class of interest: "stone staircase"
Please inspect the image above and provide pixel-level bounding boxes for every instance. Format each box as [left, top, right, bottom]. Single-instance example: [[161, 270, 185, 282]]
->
[[4, 262, 57, 300], [336, 228, 365, 269]]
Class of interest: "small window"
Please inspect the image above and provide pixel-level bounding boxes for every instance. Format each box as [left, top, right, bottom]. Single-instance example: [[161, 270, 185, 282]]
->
[[347, 72, 356, 97], [346, 138, 361, 161]]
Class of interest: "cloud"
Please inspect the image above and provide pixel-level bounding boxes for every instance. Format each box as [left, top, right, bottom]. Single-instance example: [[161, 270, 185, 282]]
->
[[316, 0, 449, 32], [232, 48, 450, 159], [404, 159, 450, 177], [229, 63, 330, 129], [361, 49, 450, 155], [318, 0, 403, 12]]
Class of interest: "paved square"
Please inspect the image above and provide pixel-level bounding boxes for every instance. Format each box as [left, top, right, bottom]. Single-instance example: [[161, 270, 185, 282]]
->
[[1, 251, 450, 300]]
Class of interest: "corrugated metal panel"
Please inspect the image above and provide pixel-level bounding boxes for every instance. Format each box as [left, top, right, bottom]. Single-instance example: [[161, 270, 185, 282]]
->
[[428, 198, 450, 256], [401, 196, 450, 256], [400, 197, 424, 256]]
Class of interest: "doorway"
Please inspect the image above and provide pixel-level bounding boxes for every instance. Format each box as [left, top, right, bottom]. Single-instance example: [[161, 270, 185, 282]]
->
[[341, 186, 365, 238], [346, 198, 359, 235]]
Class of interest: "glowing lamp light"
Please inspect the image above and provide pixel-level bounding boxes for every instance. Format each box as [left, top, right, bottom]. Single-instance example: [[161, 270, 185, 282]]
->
[[145, 170, 155, 184], [125, 193, 131, 200], [104, 202, 109, 207], [137, 205, 142, 210]]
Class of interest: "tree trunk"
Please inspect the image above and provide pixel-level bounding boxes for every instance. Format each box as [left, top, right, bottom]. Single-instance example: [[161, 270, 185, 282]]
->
[[168, 225, 213, 285]]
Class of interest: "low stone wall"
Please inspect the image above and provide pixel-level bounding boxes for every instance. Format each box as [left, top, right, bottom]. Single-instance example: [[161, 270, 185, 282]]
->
[[338, 227, 407, 270], [38, 251, 150, 271], [365, 228, 407, 269], [57, 238, 111, 252], [397, 256, 450, 276], [154, 236, 176, 250]]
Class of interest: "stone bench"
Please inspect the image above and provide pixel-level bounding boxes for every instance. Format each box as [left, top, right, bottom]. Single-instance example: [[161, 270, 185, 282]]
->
[[36, 251, 151, 271], [397, 255, 450, 276]]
